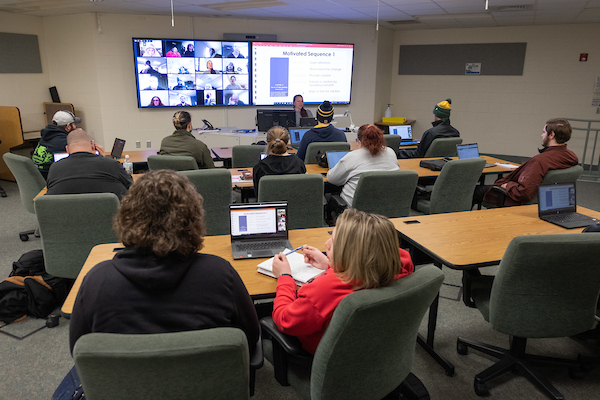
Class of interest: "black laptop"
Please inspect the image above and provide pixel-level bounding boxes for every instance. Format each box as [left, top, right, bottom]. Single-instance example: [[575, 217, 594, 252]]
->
[[289, 127, 311, 149], [537, 182, 598, 229], [230, 202, 293, 259]]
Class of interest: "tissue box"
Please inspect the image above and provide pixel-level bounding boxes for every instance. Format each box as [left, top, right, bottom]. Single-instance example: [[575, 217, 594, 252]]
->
[[382, 117, 407, 124]]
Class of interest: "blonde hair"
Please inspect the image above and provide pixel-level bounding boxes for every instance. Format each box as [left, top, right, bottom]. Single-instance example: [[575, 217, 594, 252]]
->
[[266, 126, 290, 155], [331, 209, 402, 289]]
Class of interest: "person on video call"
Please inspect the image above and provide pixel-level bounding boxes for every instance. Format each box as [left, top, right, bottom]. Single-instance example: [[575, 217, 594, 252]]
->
[[296, 101, 347, 161], [159, 111, 214, 169], [142, 44, 159, 57], [209, 48, 222, 58], [166, 45, 181, 57], [397, 98, 459, 159], [225, 75, 242, 90], [227, 44, 244, 58], [204, 60, 217, 74], [176, 95, 191, 107], [148, 96, 164, 107], [172, 78, 186, 90], [140, 60, 157, 74], [228, 93, 245, 106], [144, 75, 163, 90], [293, 94, 314, 126], [225, 62, 235, 73], [32, 110, 81, 180], [473, 118, 578, 207], [46, 129, 132, 199], [183, 43, 195, 57]]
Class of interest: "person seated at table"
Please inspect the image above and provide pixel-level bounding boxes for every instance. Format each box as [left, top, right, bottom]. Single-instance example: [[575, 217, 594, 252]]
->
[[397, 98, 459, 159], [46, 129, 132, 199], [296, 100, 347, 162], [327, 124, 399, 208], [69, 169, 260, 354], [269, 208, 414, 354], [473, 118, 579, 207], [159, 111, 214, 169], [252, 126, 306, 194]]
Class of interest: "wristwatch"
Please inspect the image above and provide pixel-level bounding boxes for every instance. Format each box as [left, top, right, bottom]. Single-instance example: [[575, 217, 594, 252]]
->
[[278, 273, 293, 279]]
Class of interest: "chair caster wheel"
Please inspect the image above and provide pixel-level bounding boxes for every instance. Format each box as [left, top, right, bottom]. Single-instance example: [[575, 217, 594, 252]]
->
[[46, 314, 60, 328], [474, 381, 490, 397], [569, 368, 583, 379], [457, 341, 468, 355], [19, 234, 29, 241]]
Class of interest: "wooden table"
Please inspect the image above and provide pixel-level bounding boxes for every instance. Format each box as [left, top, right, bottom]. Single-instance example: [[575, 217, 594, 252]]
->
[[61, 226, 333, 316], [390, 205, 600, 375], [114, 150, 158, 163]]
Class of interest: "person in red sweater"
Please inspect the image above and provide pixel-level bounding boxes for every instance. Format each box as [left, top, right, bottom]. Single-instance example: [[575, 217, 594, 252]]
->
[[271, 209, 414, 354]]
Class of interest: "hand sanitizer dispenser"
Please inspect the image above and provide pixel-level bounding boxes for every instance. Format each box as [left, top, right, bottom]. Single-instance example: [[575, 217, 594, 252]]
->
[[385, 104, 392, 119]]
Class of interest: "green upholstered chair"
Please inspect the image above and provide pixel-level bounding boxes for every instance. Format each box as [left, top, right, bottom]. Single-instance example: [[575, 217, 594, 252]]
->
[[304, 142, 350, 165], [232, 145, 266, 168], [329, 170, 419, 219], [261, 264, 444, 400], [423, 137, 463, 157], [457, 233, 600, 400], [147, 155, 198, 171], [74, 328, 251, 400], [258, 174, 324, 229], [180, 169, 232, 236], [2, 152, 46, 241], [34, 193, 119, 279], [383, 134, 402, 154], [416, 158, 485, 214]]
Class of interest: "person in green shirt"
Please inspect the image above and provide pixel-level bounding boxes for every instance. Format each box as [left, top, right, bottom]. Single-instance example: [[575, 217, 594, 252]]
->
[[159, 111, 215, 169]]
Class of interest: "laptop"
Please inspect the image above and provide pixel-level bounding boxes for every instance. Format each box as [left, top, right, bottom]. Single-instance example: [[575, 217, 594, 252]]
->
[[53, 152, 69, 162], [457, 143, 495, 168], [300, 117, 317, 127], [111, 138, 126, 159], [289, 127, 311, 148], [388, 125, 415, 141], [537, 182, 598, 229], [230, 202, 293, 259], [326, 150, 350, 169]]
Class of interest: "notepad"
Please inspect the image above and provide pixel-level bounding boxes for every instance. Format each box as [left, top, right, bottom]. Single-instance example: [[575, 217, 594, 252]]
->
[[494, 162, 519, 169], [257, 249, 325, 285]]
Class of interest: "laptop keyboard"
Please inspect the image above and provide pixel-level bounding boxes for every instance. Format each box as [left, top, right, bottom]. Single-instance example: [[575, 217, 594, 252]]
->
[[236, 242, 288, 251], [546, 213, 592, 223]]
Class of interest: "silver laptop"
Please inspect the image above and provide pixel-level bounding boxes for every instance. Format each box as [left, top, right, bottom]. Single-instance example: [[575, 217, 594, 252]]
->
[[457, 143, 495, 168], [537, 182, 598, 229], [230, 202, 293, 259], [289, 127, 311, 149], [326, 150, 350, 169]]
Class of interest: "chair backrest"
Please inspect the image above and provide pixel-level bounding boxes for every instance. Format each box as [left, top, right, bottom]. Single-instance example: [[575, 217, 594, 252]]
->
[[428, 158, 485, 214], [310, 265, 444, 400], [258, 174, 324, 229], [423, 137, 463, 157], [74, 327, 250, 400], [382, 134, 402, 153], [147, 155, 198, 171], [180, 169, 232, 236], [34, 193, 119, 279], [304, 142, 351, 165], [3, 152, 46, 214], [352, 170, 418, 218], [527, 165, 584, 204], [232, 145, 266, 168], [488, 233, 600, 339]]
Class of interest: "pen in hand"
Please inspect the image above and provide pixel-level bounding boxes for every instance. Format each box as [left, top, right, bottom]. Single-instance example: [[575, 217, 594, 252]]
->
[[284, 245, 306, 256]]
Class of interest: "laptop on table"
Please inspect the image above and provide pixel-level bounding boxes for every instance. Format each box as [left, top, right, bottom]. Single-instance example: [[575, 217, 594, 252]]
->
[[230, 202, 293, 259], [289, 128, 311, 149], [457, 143, 495, 168], [326, 151, 350, 169], [537, 182, 598, 229], [389, 125, 420, 146]]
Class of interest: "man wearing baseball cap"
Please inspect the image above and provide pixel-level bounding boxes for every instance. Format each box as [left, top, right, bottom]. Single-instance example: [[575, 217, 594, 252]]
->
[[296, 101, 347, 161], [32, 110, 81, 179], [397, 98, 459, 158]]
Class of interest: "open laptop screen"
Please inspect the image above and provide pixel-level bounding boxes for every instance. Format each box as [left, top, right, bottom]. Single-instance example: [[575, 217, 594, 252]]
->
[[289, 128, 311, 145], [230, 202, 289, 240], [538, 183, 577, 215], [53, 152, 69, 162], [388, 125, 412, 140], [457, 143, 480, 159], [327, 151, 350, 169]]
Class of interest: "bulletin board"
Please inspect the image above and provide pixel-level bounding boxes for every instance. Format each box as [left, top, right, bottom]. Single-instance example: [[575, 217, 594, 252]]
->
[[0, 32, 42, 73]]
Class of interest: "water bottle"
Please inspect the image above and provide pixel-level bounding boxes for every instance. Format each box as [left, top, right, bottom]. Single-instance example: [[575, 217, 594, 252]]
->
[[123, 155, 133, 175], [385, 104, 392, 119]]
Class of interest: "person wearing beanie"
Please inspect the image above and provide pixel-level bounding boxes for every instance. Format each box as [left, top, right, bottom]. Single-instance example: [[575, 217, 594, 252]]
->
[[296, 100, 347, 161], [32, 110, 82, 180], [397, 98, 459, 159]]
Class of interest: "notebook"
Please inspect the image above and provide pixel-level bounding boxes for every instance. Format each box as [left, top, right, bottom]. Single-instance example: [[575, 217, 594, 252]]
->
[[230, 202, 293, 259], [53, 152, 69, 162], [257, 250, 325, 286], [456, 143, 495, 168], [537, 182, 598, 229], [111, 138, 126, 159], [289, 127, 311, 148], [388, 125, 414, 141], [326, 150, 350, 169]]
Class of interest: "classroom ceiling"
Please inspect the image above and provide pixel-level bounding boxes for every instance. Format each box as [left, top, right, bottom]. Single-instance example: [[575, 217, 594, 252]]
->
[[0, 0, 599, 30]]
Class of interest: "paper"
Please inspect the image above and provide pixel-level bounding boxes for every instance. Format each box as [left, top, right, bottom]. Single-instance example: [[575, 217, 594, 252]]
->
[[257, 249, 325, 285], [494, 162, 519, 169], [231, 175, 242, 182]]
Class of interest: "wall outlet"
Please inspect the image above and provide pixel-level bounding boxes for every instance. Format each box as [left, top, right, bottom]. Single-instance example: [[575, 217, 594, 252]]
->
[[136, 141, 141, 148], [146, 140, 151, 148]]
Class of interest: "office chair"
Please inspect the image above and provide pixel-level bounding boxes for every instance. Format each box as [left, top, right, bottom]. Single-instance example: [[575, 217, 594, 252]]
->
[[74, 328, 253, 400], [415, 158, 485, 214], [261, 264, 444, 400], [258, 174, 324, 229], [2, 152, 46, 241], [34, 193, 119, 280], [457, 233, 600, 400], [304, 142, 351, 165], [423, 137, 463, 157], [328, 170, 419, 221], [180, 169, 232, 236], [232, 145, 266, 168], [147, 155, 198, 171], [383, 134, 402, 154]]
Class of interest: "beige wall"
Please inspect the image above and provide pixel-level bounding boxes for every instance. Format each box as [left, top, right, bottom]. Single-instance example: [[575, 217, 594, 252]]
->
[[374, 26, 395, 123], [391, 24, 600, 158]]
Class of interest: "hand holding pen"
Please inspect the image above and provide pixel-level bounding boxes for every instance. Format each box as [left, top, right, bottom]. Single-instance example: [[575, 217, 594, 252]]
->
[[273, 245, 306, 277]]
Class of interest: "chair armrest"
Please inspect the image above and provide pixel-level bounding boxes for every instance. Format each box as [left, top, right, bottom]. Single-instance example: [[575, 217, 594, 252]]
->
[[490, 186, 507, 207], [250, 334, 264, 370], [330, 194, 348, 209], [260, 317, 304, 356]]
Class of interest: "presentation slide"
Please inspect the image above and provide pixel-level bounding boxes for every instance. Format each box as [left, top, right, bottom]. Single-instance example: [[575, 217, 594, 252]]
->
[[252, 42, 354, 106], [230, 208, 276, 236]]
